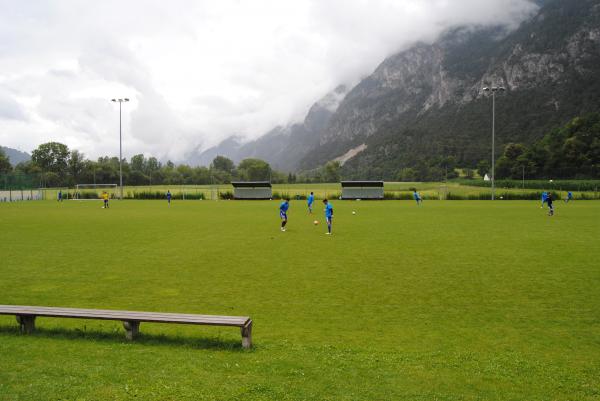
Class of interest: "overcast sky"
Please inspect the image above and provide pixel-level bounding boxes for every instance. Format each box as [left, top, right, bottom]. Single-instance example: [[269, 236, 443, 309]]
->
[[0, 0, 538, 162]]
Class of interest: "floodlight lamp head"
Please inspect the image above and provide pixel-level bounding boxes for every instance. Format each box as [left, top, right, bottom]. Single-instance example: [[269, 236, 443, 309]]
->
[[111, 99, 117, 102], [483, 87, 490, 92], [124, 98, 130, 102]]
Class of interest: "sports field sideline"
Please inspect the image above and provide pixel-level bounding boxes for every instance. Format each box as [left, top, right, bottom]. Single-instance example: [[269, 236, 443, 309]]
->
[[1, 200, 599, 400]]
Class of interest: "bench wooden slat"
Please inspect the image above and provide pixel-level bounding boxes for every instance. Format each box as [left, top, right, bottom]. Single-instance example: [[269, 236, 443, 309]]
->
[[0, 305, 253, 348], [0, 305, 249, 325]]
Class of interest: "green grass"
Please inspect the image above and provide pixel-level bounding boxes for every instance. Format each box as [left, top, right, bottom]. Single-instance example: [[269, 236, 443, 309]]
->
[[1, 200, 599, 400]]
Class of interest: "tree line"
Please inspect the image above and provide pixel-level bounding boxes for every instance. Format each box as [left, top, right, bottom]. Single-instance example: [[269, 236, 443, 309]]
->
[[342, 112, 600, 181], [0, 143, 342, 187], [492, 113, 600, 180]]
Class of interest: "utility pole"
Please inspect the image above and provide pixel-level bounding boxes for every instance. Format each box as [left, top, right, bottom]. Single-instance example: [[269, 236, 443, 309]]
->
[[483, 86, 505, 200], [111, 98, 129, 199]]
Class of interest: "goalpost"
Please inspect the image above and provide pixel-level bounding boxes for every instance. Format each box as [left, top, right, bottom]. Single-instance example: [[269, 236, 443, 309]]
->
[[74, 184, 119, 200]]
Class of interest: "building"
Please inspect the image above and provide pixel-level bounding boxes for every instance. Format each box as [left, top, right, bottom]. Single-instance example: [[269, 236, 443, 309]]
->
[[231, 181, 272, 200], [341, 181, 384, 200]]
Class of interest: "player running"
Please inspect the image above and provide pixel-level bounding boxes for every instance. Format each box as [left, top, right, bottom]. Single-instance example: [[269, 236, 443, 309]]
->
[[413, 190, 422, 205], [166, 190, 172, 206], [279, 198, 290, 232], [307, 192, 315, 213], [102, 191, 109, 209], [541, 191, 548, 208], [323, 198, 333, 235], [564, 191, 573, 203], [546, 193, 554, 216]]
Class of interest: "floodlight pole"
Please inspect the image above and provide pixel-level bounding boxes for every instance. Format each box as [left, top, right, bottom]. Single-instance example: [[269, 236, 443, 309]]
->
[[111, 98, 129, 199], [483, 86, 505, 200]]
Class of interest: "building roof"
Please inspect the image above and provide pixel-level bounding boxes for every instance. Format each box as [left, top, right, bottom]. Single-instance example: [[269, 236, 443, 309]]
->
[[340, 181, 384, 187], [231, 181, 272, 188]]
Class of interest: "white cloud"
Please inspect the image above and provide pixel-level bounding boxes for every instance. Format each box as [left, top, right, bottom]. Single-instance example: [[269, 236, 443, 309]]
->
[[0, 0, 537, 161]]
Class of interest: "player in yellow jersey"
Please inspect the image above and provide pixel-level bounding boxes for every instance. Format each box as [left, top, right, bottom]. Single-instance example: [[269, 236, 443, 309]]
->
[[102, 191, 109, 208]]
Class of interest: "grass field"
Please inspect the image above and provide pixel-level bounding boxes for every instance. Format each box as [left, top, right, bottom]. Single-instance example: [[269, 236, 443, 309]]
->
[[1, 199, 599, 400]]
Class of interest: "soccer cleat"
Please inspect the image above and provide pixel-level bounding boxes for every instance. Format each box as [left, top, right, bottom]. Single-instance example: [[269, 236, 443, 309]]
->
[[281, 228, 286, 232], [325, 232, 331, 235]]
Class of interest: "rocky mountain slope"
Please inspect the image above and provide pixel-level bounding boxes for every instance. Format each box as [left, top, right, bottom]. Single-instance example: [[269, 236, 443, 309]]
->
[[300, 0, 600, 178]]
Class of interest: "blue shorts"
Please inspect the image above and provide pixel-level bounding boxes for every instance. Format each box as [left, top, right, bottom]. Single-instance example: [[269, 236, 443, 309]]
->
[[280, 211, 287, 220], [326, 216, 332, 224]]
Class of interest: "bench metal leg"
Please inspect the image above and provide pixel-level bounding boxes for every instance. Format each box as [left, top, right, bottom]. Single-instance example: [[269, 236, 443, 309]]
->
[[123, 321, 140, 340], [16, 315, 36, 334], [241, 320, 252, 349]]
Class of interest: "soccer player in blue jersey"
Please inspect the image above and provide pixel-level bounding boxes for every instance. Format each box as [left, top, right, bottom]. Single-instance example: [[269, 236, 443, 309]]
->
[[413, 190, 422, 205], [541, 191, 548, 208], [166, 190, 172, 206], [323, 198, 333, 235], [280, 198, 290, 231], [307, 192, 315, 213], [564, 191, 573, 203]]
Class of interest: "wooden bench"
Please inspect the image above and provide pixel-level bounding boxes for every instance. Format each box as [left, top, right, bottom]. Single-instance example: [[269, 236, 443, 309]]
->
[[0, 305, 253, 348]]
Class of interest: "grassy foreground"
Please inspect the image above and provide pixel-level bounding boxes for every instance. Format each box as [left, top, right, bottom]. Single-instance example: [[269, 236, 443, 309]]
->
[[0, 199, 599, 400]]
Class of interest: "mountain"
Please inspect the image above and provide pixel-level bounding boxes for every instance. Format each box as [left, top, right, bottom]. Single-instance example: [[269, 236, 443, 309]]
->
[[187, 136, 244, 167], [0, 146, 31, 165], [191, 85, 349, 171], [298, 0, 600, 178], [189, 0, 600, 178]]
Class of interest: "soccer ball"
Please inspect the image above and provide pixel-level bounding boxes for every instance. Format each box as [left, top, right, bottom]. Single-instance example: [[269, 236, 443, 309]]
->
[[500, 196, 503, 199], [549, 179, 553, 183], [352, 211, 356, 215], [313, 220, 319, 225]]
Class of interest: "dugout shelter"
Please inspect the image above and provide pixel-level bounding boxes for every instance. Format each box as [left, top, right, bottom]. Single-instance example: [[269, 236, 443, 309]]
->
[[341, 181, 384, 200], [232, 181, 272, 200]]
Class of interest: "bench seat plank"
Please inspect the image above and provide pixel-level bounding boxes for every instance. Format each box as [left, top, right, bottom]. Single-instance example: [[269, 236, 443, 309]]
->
[[0, 305, 253, 348], [0, 305, 249, 326]]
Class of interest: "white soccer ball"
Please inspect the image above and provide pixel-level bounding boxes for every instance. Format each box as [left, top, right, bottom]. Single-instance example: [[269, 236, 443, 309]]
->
[[352, 211, 356, 215], [549, 179, 553, 183]]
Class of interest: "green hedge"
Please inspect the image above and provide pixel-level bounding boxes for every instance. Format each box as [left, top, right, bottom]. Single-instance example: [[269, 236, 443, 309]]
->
[[128, 191, 205, 200], [454, 179, 600, 192]]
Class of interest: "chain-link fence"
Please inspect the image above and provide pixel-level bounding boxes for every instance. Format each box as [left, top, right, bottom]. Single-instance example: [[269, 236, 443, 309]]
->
[[0, 173, 44, 202]]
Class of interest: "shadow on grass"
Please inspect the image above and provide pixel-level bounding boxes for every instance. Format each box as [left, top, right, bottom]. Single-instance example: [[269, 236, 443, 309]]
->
[[0, 324, 249, 352]]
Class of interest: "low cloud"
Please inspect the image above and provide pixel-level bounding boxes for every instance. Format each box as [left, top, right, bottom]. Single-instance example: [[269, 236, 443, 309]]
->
[[0, 0, 538, 161]]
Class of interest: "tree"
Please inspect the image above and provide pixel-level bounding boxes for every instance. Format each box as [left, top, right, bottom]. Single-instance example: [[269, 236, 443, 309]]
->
[[237, 158, 271, 181], [322, 161, 341, 183], [211, 156, 235, 174], [146, 157, 160, 184], [397, 168, 416, 181], [494, 155, 513, 179], [0, 148, 11, 173], [130, 154, 146, 172], [68, 150, 85, 184], [31, 142, 70, 176], [477, 159, 490, 178]]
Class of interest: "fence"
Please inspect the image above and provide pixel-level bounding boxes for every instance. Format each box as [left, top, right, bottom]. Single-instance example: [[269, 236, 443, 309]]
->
[[0, 189, 43, 202]]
